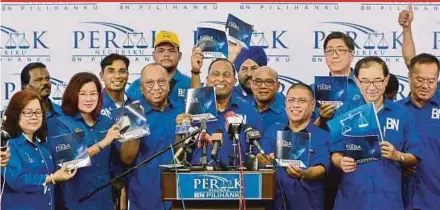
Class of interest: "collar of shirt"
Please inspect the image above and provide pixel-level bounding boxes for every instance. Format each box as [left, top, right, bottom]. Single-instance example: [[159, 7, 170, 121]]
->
[[73, 112, 102, 128], [17, 133, 42, 145], [251, 95, 284, 114], [172, 69, 183, 82], [102, 89, 131, 108], [283, 121, 314, 133], [401, 94, 440, 107], [139, 96, 177, 114], [328, 68, 356, 81]]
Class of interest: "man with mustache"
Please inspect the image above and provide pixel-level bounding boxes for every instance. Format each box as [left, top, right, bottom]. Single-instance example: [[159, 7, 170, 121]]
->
[[127, 31, 191, 102], [399, 53, 440, 210], [20, 62, 62, 120]]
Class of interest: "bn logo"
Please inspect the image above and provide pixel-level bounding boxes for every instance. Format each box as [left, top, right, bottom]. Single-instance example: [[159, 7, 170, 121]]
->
[[386, 118, 399, 131], [432, 108, 440, 120]]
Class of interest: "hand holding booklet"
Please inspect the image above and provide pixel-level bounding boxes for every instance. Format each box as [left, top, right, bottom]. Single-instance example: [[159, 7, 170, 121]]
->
[[185, 86, 218, 122], [196, 27, 228, 59], [225, 14, 253, 49], [275, 131, 311, 168], [49, 131, 91, 169], [315, 76, 348, 109], [111, 101, 150, 142]]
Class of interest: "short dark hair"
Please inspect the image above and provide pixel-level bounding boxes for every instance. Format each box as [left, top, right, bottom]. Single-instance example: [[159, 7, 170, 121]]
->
[[323, 32, 355, 51], [354, 56, 389, 78], [286, 83, 315, 100], [4, 90, 47, 141], [385, 73, 399, 94], [208, 58, 236, 75], [21, 62, 47, 89], [409, 53, 440, 74], [100, 53, 130, 72], [62, 72, 103, 120]]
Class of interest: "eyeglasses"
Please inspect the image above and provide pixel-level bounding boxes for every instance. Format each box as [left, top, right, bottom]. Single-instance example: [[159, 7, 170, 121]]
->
[[209, 71, 234, 79], [286, 97, 313, 105], [252, 79, 276, 87], [78, 92, 99, 98], [358, 79, 386, 87], [324, 48, 352, 56], [143, 79, 168, 88], [22, 109, 43, 118]]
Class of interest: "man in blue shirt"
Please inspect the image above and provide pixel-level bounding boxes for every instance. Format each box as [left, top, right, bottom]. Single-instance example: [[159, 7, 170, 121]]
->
[[399, 53, 440, 210], [399, 5, 440, 98], [259, 83, 330, 210], [21, 62, 63, 120], [331, 56, 421, 210], [99, 53, 135, 210], [249, 66, 287, 135], [126, 63, 184, 210], [126, 31, 191, 103]]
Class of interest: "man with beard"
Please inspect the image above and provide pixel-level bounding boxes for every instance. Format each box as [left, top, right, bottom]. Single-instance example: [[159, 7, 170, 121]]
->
[[399, 53, 440, 210], [20, 62, 62, 120], [127, 31, 191, 102]]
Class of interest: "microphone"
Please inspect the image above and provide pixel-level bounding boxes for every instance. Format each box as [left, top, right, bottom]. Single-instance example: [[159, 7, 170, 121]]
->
[[1, 112, 10, 151], [173, 126, 200, 161], [243, 124, 265, 155], [198, 118, 211, 164], [210, 129, 223, 161], [224, 111, 243, 140]]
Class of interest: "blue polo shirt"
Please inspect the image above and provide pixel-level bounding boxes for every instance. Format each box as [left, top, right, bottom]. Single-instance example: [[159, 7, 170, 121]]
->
[[330, 98, 422, 210], [126, 69, 191, 103], [48, 114, 116, 210], [249, 95, 287, 136], [260, 122, 330, 210], [233, 85, 285, 103], [399, 95, 440, 210], [127, 97, 184, 210], [100, 89, 134, 119], [190, 93, 259, 167], [311, 71, 362, 121], [46, 99, 63, 120], [1, 134, 55, 210]]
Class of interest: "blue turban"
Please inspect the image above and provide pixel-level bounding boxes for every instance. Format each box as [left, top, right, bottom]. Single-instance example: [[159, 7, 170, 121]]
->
[[233, 46, 268, 72]]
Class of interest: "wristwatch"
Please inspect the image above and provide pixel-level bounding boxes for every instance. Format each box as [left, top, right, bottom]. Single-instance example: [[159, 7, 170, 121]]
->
[[398, 153, 405, 162]]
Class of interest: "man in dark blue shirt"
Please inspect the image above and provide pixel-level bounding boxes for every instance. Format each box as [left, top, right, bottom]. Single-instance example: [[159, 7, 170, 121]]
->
[[399, 53, 440, 210]]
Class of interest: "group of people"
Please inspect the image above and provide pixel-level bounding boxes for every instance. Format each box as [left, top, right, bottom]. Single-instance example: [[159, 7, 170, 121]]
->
[[0, 7, 439, 210]]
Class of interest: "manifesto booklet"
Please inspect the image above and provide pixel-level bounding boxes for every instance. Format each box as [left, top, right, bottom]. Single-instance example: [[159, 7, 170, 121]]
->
[[315, 76, 348, 109], [50, 131, 91, 169], [275, 131, 311, 168], [196, 27, 228, 59], [111, 101, 150, 142], [345, 135, 381, 164], [225, 14, 253, 49], [185, 86, 217, 122]]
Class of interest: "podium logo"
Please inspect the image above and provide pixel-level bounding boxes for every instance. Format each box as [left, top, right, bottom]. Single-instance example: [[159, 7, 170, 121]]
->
[[1, 25, 50, 63], [313, 22, 404, 63], [72, 21, 156, 63]]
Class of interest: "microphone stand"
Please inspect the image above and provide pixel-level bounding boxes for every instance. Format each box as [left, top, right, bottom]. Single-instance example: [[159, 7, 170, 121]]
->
[[228, 127, 240, 171], [78, 127, 201, 203]]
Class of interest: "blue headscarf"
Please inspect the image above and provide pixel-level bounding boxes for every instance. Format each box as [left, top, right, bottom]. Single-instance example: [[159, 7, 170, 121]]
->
[[233, 46, 268, 72]]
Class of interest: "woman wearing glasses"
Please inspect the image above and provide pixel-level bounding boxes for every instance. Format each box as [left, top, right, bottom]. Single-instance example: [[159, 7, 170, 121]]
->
[[1, 90, 76, 210], [47, 72, 121, 210]]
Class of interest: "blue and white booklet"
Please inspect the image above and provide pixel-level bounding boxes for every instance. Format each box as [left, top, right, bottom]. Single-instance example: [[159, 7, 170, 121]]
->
[[50, 131, 91, 169], [275, 131, 311, 168], [225, 14, 253, 49], [196, 27, 228, 59], [185, 86, 217, 122], [345, 135, 381, 164], [328, 103, 383, 164], [111, 101, 150, 142], [315, 76, 348, 109]]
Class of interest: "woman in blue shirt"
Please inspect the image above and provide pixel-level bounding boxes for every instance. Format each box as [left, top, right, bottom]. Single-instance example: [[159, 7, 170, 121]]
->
[[1, 90, 76, 210], [48, 72, 121, 210]]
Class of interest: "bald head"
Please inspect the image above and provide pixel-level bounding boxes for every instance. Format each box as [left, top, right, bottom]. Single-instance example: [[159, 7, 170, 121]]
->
[[141, 63, 168, 83], [252, 66, 278, 81]]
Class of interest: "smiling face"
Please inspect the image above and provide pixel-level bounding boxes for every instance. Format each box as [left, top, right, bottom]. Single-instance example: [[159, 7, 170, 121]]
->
[[409, 62, 439, 103], [238, 59, 260, 94], [19, 99, 43, 135], [325, 38, 354, 75], [77, 82, 99, 114], [206, 60, 236, 99], [100, 59, 129, 92], [285, 87, 315, 123], [141, 64, 170, 108], [251, 66, 280, 104], [356, 63, 389, 104]]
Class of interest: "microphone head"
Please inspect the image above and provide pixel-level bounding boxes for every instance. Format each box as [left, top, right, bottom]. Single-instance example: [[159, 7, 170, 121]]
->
[[211, 129, 223, 145], [242, 124, 252, 133]]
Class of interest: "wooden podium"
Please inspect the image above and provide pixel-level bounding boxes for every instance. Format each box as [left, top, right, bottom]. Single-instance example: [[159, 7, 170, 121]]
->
[[161, 170, 275, 210]]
